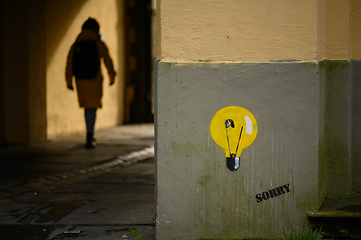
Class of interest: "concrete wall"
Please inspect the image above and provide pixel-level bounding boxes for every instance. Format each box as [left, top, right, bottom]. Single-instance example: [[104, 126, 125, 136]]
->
[[318, 0, 361, 194], [46, 0, 125, 137], [351, 60, 361, 192], [349, 3, 361, 192], [319, 61, 352, 199], [155, 62, 320, 239], [155, 0, 361, 239]]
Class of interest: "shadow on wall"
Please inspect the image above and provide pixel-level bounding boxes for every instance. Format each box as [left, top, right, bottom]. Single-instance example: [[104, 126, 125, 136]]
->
[[0, 0, 4, 143], [45, 0, 88, 66]]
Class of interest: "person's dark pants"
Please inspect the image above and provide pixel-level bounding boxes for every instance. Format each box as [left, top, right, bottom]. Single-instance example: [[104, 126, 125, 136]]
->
[[85, 109, 96, 148]]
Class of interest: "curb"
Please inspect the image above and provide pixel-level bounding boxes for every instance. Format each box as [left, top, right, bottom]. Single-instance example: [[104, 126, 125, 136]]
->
[[0, 146, 155, 199], [79, 146, 154, 174], [45, 145, 155, 181]]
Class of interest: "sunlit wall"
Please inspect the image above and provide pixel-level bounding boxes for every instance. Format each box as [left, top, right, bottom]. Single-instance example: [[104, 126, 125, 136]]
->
[[46, 0, 125, 137]]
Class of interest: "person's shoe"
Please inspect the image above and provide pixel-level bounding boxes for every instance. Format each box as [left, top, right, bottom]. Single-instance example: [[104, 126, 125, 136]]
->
[[86, 132, 96, 149]]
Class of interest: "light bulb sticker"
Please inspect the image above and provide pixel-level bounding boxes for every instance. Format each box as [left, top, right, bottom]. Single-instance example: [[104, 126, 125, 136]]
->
[[210, 106, 258, 171]]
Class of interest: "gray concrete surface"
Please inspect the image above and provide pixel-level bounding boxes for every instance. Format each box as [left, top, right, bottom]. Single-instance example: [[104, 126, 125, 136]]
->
[[155, 61, 320, 239], [0, 124, 155, 240]]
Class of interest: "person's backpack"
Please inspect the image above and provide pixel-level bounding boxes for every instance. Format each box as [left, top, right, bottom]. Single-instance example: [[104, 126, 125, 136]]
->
[[72, 40, 100, 79]]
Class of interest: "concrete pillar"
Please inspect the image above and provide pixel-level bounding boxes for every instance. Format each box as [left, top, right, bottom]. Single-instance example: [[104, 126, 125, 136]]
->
[[319, 60, 352, 199], [155, 61, 321, 239], [351, 60, 361, 192], [350, 0, 361, 192], [1, 0, 46, 144], [155, 0, 361, 239]]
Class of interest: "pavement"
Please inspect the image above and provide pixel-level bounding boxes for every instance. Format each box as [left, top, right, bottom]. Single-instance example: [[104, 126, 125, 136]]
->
[[0, 124, 155, 240]]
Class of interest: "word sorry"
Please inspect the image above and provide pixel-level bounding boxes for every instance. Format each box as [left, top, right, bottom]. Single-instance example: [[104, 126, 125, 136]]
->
[[256, 183, 290, 202]]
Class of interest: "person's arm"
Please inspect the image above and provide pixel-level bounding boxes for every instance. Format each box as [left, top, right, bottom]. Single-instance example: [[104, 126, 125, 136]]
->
[[99, 41, 116, 85], [65, 45, 74, 90]]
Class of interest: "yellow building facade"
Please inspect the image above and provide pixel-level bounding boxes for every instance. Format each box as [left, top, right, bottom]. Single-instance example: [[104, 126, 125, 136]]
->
[[158, 0, 361, 62]]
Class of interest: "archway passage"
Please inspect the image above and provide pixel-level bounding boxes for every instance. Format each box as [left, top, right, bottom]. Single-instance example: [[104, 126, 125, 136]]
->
[[123, 0, 154, 124]]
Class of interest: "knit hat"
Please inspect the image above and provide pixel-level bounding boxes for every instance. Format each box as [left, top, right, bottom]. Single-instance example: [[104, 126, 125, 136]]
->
[[82, 18, 99, 34]]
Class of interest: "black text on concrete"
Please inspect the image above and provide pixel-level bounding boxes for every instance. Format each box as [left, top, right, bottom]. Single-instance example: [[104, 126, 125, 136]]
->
[[255, 183, 290, 202]]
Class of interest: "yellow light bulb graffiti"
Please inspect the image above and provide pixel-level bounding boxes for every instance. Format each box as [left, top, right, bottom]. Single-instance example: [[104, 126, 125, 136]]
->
[[210, 106, 258, 171]]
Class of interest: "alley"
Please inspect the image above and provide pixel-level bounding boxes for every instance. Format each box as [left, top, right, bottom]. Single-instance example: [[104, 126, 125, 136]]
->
[[0, 124, 155, 240]]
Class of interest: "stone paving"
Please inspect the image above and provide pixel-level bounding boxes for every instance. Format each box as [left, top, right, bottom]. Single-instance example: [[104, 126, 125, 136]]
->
[[0, 124, 155, 240]]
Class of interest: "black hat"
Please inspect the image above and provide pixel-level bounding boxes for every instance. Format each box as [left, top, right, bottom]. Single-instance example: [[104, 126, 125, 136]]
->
[[82, 18, 99, 34]]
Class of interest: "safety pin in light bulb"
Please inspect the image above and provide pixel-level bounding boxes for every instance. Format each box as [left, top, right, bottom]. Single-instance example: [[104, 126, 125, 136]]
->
[[210, 106, 257, 171], [225, 119, 243, 171]]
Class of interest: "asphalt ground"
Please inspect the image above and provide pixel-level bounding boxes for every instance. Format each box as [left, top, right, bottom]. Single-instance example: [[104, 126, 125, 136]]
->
[[0, 124, 155, 240]]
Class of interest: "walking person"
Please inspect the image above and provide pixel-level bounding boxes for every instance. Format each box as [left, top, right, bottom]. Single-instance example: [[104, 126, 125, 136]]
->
[[66, 18, 116, 149]]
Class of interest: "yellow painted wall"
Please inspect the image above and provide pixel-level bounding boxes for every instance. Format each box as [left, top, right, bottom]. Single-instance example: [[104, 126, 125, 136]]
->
[[157, 0, 361, 62], [351, 0, 361, 59], [318, 0, 361, 60], [158, 0, 318, 62], [323, 0, 350, 60], [46, 0, 125, 137]]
